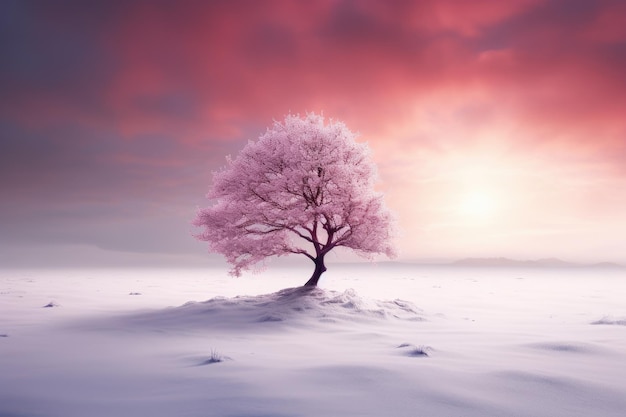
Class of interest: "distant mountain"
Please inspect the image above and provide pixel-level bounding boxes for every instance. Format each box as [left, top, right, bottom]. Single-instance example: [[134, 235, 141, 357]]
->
[[587, 262, 624, 269], [451, 257, 623, 268]]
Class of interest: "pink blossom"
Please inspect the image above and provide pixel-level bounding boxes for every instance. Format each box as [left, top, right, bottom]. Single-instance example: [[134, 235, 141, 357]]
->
[[194, 113, 396, 286]]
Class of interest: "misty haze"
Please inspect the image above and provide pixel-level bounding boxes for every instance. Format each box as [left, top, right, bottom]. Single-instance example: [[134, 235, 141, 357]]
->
[[2, 1, 626, 416]]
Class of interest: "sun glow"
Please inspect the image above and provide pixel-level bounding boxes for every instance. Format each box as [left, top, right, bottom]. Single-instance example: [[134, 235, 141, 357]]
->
[[459, 190, 498, 220]]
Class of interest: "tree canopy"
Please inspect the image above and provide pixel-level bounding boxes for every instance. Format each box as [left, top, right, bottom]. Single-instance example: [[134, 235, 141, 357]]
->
[[194, 113, 396, 286]]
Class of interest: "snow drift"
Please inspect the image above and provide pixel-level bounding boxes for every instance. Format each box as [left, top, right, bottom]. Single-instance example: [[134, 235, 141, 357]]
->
[[2, 266, 626, 417], [102, 286, 425, 334]]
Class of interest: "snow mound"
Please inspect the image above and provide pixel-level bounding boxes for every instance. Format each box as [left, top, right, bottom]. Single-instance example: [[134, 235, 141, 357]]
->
[[396, 343, 433, 357], [528, 342, 599, 354], [42, 301, 60, 308], [591, 316, 626, 326], [105, 287, 425, 332]]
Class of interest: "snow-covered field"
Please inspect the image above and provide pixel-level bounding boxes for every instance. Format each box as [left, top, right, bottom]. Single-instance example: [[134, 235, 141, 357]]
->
[[1, 264, 625, 417]]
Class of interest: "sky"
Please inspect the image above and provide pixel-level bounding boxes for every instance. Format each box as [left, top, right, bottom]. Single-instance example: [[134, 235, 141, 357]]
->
[[1, 0, 626, 267]]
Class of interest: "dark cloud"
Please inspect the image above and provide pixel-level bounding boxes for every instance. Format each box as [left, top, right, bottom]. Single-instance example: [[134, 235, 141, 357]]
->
[[0, 1, 120, 116]]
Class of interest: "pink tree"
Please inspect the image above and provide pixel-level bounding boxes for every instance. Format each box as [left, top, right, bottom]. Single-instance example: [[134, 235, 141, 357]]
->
[[193, 113, 396, 286]]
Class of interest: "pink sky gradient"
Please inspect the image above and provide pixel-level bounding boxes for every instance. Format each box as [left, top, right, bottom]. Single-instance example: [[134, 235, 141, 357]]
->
[[1, 0, 625, 266]]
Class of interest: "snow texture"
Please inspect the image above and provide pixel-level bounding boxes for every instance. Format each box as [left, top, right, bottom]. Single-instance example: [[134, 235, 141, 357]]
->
[[1, 265, 626, 417]]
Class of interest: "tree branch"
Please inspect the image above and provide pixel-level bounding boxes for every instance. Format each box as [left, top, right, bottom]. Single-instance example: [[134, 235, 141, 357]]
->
[[286, 248, 316, 261]]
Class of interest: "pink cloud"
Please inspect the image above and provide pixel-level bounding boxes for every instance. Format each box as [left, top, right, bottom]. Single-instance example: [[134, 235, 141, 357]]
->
[[3, 0, 626, 261]]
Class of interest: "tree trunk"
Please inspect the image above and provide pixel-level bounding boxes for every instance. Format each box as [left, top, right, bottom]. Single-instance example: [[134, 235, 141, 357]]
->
[[304, 256, 327, 287]]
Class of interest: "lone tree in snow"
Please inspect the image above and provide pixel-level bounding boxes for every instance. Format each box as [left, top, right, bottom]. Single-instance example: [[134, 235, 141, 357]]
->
[[193, 113, 396, 286]]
